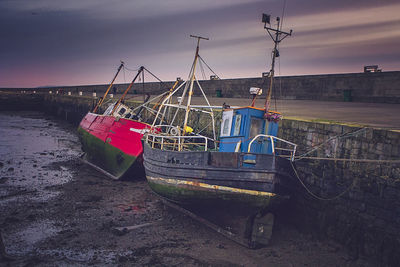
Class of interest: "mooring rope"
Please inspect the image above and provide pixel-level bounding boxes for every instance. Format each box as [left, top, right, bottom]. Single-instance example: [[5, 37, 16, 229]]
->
[[295, 127, 367, 161], [294, 156, 400, 164], [290, 161, 358, 201], [288, 125, 399, 200]]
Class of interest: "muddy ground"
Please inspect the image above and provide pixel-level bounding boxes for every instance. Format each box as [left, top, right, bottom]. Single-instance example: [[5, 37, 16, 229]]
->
[[0, 111, 373, 266]]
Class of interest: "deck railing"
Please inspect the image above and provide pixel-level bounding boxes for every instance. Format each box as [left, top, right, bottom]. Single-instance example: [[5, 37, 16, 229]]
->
[[247, 134, 297, 161], [146, 132, 210, 152]]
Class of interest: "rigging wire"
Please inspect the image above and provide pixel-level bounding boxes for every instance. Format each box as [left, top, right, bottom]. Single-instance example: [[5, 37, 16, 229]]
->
[[123, 65, 140, 72], [122, 65, 126, 83], [143, 67, 164, 83], [280, 0, 287, 31], [198, 58, 207, 80], [198, 55, 220, 79], [142, 67, 173, 95]]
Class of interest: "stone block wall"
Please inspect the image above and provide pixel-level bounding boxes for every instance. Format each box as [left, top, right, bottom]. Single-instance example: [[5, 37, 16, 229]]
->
[[279, 119, 400, 265], [2, 71, 400, 103], [0, 92, 44, 111]]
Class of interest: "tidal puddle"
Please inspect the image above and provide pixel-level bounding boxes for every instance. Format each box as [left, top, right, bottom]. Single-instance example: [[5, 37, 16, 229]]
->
[[0, 111, 82, 257], [0, 111, 81, 203]]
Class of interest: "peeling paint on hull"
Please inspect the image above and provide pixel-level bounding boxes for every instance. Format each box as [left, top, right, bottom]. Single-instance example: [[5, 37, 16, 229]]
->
[[146, 176, 282, 209], [143, 142, 292, 210]]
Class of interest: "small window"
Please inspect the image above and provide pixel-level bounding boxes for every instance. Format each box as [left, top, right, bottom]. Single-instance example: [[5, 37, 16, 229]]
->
[[220, 110, 233, 137], [222, 119, 230, 135], [118, 108, 126, 115], [233, 115, 242, 136]]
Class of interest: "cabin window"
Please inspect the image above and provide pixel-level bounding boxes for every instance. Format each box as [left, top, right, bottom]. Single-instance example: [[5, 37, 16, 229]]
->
[[249, 118, 263, 139], [118, 108, 126, 115], [222, 119, 230, 135], [220, 110, 233, 137], [233, 115, 242, 136]]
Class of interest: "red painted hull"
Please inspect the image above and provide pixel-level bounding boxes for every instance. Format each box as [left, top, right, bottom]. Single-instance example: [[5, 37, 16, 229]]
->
[[78, 113, 154, 179], [79, 113, 151, 158]]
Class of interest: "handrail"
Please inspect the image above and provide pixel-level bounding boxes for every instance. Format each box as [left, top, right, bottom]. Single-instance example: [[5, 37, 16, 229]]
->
[[146, 133, 210, 151], [247, 134, 297, 161]]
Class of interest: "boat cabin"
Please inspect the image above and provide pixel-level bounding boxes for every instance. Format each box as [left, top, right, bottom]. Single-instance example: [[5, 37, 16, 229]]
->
[[104, 103, 137, 119], [219, 107, 280, 154]]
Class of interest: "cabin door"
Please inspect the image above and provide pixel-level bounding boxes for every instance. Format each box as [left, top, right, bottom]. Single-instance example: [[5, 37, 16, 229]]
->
[[248, 117, 264, 153]]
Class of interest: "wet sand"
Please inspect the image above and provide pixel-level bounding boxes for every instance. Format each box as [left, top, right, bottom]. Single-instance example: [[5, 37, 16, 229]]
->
[[0, 111, 373, 266]]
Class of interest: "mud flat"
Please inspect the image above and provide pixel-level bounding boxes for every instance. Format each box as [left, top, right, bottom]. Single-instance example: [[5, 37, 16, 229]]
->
[[0, 111, 373, 266]]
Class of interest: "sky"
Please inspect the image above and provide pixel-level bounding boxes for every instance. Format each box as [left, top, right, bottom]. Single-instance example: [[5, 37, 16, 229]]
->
[[0, 0, 399, 88]]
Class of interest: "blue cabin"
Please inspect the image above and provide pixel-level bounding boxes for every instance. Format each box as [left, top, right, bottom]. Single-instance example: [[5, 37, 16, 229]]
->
[[219, 107, 280, 155]]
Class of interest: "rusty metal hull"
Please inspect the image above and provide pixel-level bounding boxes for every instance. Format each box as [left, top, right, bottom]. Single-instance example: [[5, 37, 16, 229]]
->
[[143, 142, 293, 211]]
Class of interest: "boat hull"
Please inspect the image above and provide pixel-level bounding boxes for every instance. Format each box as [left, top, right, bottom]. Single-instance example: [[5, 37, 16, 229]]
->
[[143, 142, 294, 210], [77, 113, 151, 179]]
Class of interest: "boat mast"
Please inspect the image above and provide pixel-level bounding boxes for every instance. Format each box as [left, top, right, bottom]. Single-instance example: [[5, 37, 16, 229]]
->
[[262, 14, 292, 112], [182, 35, 209, 135], [111, 66, 144, 114], [93, 61, 124, 113]]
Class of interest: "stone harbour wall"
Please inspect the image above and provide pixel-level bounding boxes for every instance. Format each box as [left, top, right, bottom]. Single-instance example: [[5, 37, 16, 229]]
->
[[279, 119, 400, 266], [2, 71, 400, 103]]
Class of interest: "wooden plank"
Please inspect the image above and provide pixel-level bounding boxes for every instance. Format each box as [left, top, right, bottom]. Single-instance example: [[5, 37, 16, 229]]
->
[[113, 221, 161, 233]]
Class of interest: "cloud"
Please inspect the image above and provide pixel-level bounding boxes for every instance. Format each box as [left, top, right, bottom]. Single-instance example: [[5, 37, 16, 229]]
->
[[288, 3, 400, 32], [1, 0, 264, 19], [1, 0, 399, 87]]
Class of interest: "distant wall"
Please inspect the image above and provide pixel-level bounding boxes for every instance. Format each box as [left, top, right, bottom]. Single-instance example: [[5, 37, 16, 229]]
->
[[2, 71, 400, 103]]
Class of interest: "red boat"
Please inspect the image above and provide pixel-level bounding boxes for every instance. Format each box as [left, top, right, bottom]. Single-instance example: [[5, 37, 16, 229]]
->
[[77, 64, 165, 179], [78, 112, 152, 179]]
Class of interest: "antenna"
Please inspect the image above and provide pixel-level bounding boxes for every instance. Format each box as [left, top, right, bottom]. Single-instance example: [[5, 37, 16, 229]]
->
[[262, 13, 292, 112]]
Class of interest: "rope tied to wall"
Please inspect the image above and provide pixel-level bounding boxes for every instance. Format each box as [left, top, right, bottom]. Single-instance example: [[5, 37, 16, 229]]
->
[[295, 127, 368, 162], [290, 161, 358, 201]]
